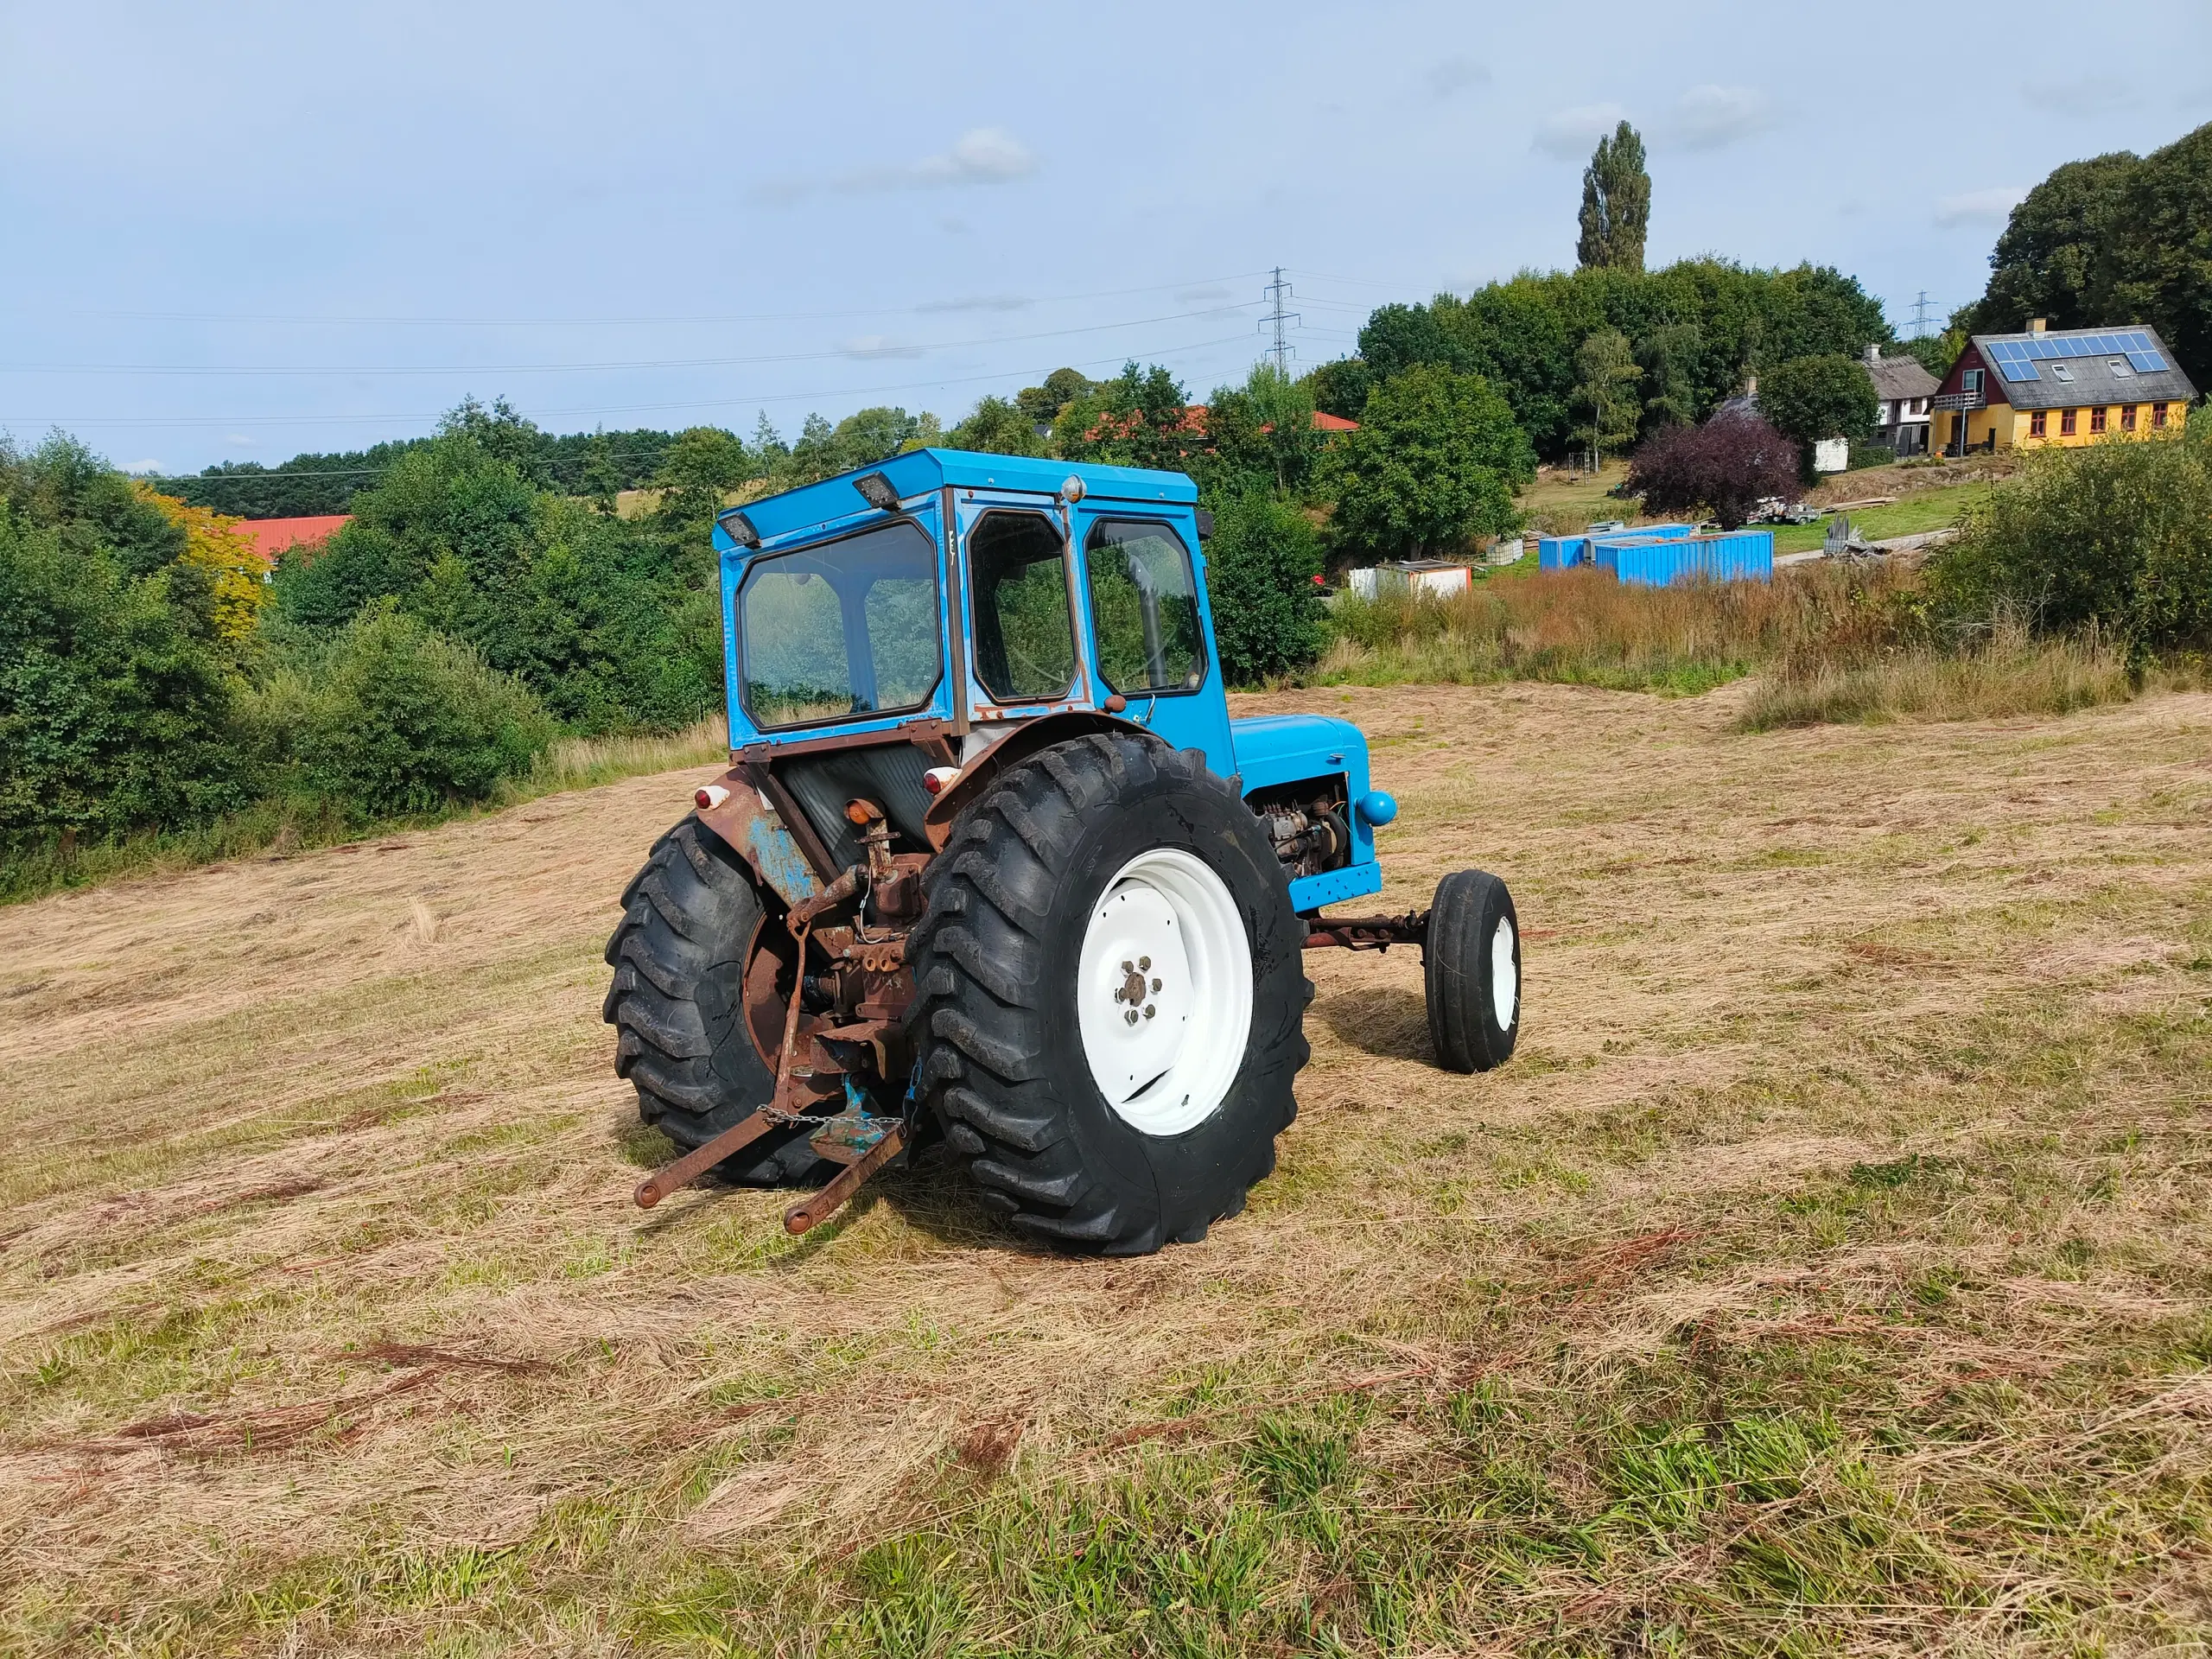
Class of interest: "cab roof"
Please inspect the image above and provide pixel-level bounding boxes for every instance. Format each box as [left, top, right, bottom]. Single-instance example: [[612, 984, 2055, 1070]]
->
[[713, 448, 1198, 554]]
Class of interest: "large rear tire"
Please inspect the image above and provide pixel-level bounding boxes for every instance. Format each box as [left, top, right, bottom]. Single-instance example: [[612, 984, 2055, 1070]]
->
[[1425, 868, 1520, 1073], [602, 818, 836, 1186], [908, 733, 1310, 1255]]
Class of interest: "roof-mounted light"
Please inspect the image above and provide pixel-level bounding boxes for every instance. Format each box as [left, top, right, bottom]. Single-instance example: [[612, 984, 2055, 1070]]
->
[[853, 472, 899, 511], [716, 507, 760, 549]]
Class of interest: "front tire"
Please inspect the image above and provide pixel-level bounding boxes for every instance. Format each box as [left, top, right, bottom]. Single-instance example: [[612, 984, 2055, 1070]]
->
[[602, 818, 836, 1186], [908, 734, 1311, 1255], [1426, 868, 1520, 1073]]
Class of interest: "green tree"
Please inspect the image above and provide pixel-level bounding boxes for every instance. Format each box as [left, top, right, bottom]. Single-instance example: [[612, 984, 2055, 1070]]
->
[[1053, 363, 1199, 473], [1304, 358, 1375, 423], [652, 426, 752, 534], [949, 395, 1046, 456], [582, 431, 621, 513], [1015, 368, 1093, 429], [1203, 492, 1326, 684], [1758, 354, 1878, 458], [1637, 322, 1703, 432], [1323, 365, 1534, 558], [1198, 362, 1321, 499], [1577, 121, 1650, 272], [1570, 327, 1643, 465]]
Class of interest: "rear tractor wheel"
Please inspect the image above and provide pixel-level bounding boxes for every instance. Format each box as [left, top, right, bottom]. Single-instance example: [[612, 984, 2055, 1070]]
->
[[908, 732, 1311, 1255], [602, 818, 836, 1186]]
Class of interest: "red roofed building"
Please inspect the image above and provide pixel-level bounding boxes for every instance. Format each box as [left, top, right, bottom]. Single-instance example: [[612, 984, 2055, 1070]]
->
[[233, 515, 351, 563]]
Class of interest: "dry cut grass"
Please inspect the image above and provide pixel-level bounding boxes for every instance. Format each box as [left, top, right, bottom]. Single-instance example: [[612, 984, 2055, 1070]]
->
[[3, 683, 2212, 1655]]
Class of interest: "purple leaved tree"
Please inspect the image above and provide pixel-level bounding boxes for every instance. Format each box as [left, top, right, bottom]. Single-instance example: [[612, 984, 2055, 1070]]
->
[[1626, 412, 1800, 530]]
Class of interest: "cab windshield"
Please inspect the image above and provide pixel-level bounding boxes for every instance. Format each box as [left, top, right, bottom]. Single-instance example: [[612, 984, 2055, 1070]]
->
[[738, 519, 943, 730]]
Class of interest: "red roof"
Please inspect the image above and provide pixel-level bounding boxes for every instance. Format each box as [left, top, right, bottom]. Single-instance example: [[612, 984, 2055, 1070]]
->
[[234, 515, 351, 561], [1310, 411, 1359, 433]]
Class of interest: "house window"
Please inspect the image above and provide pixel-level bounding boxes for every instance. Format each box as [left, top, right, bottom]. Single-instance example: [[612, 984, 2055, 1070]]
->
[[2051, 363, 2075, 382], [2120, 405, 2137, 432], [2030, 410, 2047, 438], [2090, 407, 2107, 434], [2152, 402, 2170, 428], [2109, 358, 2133, 378], [1962, 368, 1984, 396], [2060, 409, 2077, 435]]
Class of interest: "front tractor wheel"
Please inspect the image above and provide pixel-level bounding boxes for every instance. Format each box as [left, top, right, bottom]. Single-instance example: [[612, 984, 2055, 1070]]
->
[[1425, 868, 1520, 1073], [909, 733, 1311, 1255], [601, 818, 836, 1186]]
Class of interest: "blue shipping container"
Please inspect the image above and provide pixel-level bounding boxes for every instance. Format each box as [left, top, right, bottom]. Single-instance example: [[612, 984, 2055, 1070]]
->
[[1540, 523, 1694, 570], [1609, 529, 1774, 587]]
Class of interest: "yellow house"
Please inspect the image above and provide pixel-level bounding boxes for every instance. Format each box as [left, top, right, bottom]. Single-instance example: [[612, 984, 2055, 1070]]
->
[[1930, 320, 2196, 455]]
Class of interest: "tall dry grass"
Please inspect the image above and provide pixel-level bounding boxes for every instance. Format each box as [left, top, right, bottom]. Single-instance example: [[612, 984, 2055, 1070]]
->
[[1319, 564, 1913, 696], [1319, 563, 2177, 727], [1736, 617, 2151, 730]]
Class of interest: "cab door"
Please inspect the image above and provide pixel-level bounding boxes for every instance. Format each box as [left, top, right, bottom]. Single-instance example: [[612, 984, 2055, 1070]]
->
[[1067, 503, 1235, 775], [950, 486, 1098, 735]]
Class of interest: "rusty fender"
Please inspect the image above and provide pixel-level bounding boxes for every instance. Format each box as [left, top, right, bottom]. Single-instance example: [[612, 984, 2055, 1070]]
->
[[691, 769, 822, 909]]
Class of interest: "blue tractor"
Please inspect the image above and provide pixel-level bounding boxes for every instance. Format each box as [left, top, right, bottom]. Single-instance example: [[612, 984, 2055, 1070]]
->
[[606, 449, 1520, 1252]]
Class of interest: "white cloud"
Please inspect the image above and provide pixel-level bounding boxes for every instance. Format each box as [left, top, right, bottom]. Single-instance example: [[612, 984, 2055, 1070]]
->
[[1533, 103, 1627, 159], [1426, 55, 1489, 99], [119, 459, 165, 474], [841, 335, 925, 359], [223, 433, 257, 447], [1662, 84, 1775, 151], [2023, 75, 2130, 115], [1935, 186, 2027, 227], [1176, 285, 1232, 303], [753, 128, 1037, 204]]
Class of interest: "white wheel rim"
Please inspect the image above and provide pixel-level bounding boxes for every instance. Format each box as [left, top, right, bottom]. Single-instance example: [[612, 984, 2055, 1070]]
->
[[1491, 916, 1518, 1031], [1076, 848, 1252, 1136]]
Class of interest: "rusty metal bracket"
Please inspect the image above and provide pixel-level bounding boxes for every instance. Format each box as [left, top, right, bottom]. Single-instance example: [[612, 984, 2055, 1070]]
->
[[784, 1123, 906, 1235], [1303, 908, 1431, 954]]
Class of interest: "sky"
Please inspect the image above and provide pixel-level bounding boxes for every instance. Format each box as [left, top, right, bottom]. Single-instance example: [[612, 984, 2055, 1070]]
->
[[3, 0, 2207, 479]]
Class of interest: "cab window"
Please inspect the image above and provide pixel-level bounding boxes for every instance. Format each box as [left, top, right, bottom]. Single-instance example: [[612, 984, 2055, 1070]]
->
[[1085, 518, 1205, 695], [739, 519, 941, 729], [968, 511, 1077, 703]]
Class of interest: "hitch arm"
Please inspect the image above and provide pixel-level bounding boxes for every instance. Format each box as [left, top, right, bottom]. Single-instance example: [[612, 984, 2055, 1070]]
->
[[634, 1111, 783, 1209]]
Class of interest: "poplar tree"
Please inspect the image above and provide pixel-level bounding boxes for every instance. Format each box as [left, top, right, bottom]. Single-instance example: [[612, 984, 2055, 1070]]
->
[[1577, 121, 1651, 272]]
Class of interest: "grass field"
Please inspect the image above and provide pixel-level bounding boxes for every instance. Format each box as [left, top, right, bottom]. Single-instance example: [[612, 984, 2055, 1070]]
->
[[4, 683, 2212, 1655], [1772, 483, 1993, 556]]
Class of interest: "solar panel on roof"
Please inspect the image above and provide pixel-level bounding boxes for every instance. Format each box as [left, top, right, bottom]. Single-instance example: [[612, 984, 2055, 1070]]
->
[[2126, 349, 2167, 372]]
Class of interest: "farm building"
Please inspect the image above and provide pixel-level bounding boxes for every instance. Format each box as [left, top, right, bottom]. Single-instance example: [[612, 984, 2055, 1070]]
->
[[1931, 321, 2196, 456], [1862, 345, 1936, 457]]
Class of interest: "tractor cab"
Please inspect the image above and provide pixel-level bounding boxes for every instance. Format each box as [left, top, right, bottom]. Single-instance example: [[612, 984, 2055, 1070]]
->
[[711, 448, 1387, 914]]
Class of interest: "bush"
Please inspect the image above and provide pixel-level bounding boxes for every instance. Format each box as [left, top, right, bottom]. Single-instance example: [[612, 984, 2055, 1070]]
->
[[1626, 412, 1800, 528], [1925, 411, 2212, 652], [1204, 493, 1326, 684], [0, 509, 256, 859], [275, 606, 556, 821]]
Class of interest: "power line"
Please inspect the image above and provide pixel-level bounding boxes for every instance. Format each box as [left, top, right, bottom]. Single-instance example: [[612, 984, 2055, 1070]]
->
[[1908, 290, 1942, 340], [5, 271, 1275, 330]]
